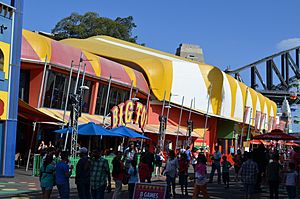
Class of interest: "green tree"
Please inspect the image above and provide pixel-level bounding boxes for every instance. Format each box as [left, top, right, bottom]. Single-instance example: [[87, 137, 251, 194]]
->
[[51, 12, 137, 43]]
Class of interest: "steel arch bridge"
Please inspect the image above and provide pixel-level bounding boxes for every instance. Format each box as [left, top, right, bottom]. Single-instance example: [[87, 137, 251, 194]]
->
[[225, 46, 300, 103]]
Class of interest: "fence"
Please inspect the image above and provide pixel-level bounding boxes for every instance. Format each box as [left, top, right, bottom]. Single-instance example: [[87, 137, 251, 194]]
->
[[33, 154, 141, 177]]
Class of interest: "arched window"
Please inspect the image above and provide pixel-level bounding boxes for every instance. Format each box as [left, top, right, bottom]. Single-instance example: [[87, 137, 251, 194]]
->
[[0, 49, 4, 71]]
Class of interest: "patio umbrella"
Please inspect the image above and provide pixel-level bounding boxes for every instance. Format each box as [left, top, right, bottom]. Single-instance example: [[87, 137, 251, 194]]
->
[[285, 141, 300, 147], [253, 129, 298, 140], [249, 140, 262, 145], [110, 126, 150, 139], [54, 122, 120, 136]]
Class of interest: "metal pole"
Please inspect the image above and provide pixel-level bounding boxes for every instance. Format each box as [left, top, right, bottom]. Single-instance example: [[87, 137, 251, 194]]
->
[[79, 63, 87, 116], [176, 96, 184, 149], [161, 90, 166, 116], [186, 98, 193, 144], [129, 80, 133, 100], [26, 122, 36, 171], [246, 108, 253, 141], [103, 75, 112, 124], [37, 55, 48, 108], [202, 84, 213, 147], [74, 53, 83, 95], [141, 90, 151, 150], [159, 90, 166, 149], [61, 61, 74, 139], [240, 87, 249, 149]]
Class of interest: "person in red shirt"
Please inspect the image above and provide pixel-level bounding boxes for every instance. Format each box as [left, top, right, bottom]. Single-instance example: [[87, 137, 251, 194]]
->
[[179, 152, 189, 197], [138, 154, 150, 182]]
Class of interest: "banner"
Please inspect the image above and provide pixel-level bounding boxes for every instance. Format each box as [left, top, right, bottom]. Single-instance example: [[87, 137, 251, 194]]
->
[[133, 183, 167, 199], [243, 106, 250, 124]]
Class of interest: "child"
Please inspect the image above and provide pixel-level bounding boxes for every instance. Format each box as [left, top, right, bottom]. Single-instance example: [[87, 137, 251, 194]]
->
[[192, 154, 210, 199], [285, 162, 298, 199], [221, 156, 231, 188]]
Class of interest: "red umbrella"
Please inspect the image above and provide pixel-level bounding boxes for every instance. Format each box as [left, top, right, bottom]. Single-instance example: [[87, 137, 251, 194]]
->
[[285, 141, 300, 147], [253, 129, 298, 140], [249, 140, 262, 145]]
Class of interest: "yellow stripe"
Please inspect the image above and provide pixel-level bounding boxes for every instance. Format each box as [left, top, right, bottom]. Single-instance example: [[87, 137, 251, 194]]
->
[[83, 51, 101, 77], [226, 75, 237, 118], [123, 67, 136, 87], [23, 30, 52, 61], [0, 41, 10, 79], [199, 64, 223, 115], [249, 88, 257, 125]]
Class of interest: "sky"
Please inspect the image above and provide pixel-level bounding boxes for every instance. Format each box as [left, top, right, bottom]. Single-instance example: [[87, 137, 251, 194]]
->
[[7, 0, 300, 84]]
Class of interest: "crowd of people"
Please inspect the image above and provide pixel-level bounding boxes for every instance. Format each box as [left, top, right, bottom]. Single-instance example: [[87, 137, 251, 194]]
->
[[38, 142, 300, 199]]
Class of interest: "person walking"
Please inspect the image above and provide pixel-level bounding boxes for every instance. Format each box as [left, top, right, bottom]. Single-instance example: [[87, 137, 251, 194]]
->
[[266, 154, 282, 199], [239, 152, 258, 199], [128, 159, 139, 199], [233, 149, 242, 181], [90, 150, 111, 199], [209, 146, 222, 183], [178, 152, 189, 197], [55, 151, 73, 199], [221, 156, 232, 188], [163, 150, 178, 198], [192, 154, 210, 199], [112, 151, 124, 199], [285, 162, 298, 199], [40, 155, 55, 199], [144, 145, 155, 182], [75, 147, 91, 199]]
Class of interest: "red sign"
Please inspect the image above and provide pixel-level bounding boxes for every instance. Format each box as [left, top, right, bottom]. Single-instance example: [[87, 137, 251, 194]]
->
[[133, 183, 167, 199], [110, 100, 147, 129]]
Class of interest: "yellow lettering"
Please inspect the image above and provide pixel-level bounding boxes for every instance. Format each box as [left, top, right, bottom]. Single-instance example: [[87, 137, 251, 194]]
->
[[118, 102, 125, 126], [139, 105, 147, 129], [124, 100, 133, 124], [110, 106, 119, 128], [134, 102, 143, 125]]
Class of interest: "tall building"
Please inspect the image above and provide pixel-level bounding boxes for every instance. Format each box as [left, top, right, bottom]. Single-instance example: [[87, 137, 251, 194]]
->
[[176, 43, 204, 63]]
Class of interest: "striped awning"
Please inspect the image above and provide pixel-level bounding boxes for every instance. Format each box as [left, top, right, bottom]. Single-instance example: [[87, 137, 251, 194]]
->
[[21, 30, 149, 94], [61, 36, 277, 130]]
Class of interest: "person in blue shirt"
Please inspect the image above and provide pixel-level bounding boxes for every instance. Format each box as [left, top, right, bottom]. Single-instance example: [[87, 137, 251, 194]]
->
[[128, 159, 139, 199], [56, 151, 73, 199], [185, 146, 192, 162], [209, 146, 222, 184]]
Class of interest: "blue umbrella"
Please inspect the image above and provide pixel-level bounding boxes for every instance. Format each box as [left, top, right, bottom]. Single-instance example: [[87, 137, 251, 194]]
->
[[54, 122, 121, 137], [54, 127, 73, 134], [110, 126, 150, 139]]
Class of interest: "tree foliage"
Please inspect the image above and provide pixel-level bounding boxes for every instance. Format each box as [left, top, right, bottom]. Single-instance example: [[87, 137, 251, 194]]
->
[[51, 12, 137, 43]]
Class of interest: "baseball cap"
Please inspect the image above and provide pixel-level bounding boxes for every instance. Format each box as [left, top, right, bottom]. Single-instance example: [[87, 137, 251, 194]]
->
[[78, 147, 88, 154]]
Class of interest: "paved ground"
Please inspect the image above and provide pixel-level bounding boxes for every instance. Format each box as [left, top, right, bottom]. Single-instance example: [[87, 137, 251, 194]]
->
[[0, 167, 300, 198]]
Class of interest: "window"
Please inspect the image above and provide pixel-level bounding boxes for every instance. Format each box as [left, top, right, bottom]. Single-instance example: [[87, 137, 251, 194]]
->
[[43, 70, 92, 113], [95, 84, 129, 116], [19, 70, 30, 102]]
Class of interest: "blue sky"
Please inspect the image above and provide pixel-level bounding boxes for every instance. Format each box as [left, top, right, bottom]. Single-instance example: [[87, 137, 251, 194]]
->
[[9, 1, 300, 83]]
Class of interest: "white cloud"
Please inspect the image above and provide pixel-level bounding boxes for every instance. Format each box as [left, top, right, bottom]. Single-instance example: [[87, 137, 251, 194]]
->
[[277, 38, 300, 51]]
